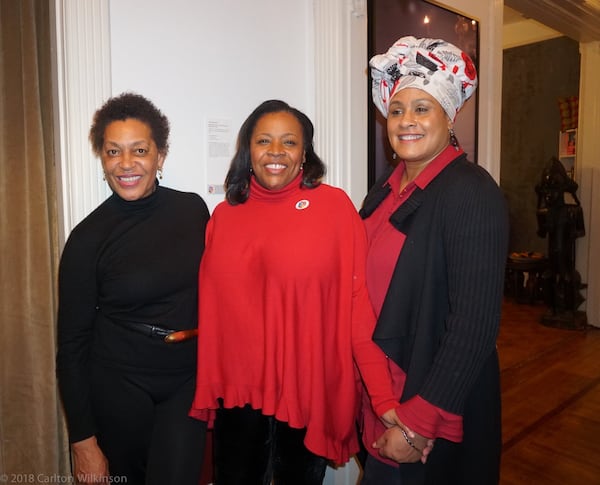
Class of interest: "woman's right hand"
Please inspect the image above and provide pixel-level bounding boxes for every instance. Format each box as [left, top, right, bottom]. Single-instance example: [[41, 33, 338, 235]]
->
[[380, 408, 400, 428], [71, 436, 109, 483]]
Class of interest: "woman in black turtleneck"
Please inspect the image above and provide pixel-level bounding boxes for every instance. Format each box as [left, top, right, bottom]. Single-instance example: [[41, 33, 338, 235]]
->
[[56, 93, 209, 485]]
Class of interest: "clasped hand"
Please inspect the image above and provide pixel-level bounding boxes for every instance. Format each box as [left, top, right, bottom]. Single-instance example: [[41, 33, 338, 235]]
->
[[375, 409, 435, 464]]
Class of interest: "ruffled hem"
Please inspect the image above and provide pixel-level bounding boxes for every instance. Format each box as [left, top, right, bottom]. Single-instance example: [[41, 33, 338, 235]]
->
[[188, 407, 216, 427], [190, 384, 359, 464]]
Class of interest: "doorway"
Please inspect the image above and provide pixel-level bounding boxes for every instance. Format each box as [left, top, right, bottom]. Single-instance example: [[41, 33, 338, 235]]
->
[[500, 26, 580, 254]]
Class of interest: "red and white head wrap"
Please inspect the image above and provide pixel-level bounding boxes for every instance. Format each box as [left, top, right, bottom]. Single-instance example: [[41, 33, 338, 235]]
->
[[370, 36, 478, 121]]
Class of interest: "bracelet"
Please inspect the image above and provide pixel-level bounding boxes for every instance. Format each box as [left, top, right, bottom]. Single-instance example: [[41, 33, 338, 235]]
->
[[401, 428, 422, 453]]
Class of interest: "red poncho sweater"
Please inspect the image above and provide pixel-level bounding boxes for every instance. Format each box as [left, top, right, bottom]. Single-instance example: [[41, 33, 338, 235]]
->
[[190, 175, 397, 464]]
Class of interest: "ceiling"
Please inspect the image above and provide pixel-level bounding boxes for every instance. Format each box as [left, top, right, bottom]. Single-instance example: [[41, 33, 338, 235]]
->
[[504, 0, 600, 43]]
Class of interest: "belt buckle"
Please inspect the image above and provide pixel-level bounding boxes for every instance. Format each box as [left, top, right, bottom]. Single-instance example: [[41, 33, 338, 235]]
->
[[150, 325, 172, 339]]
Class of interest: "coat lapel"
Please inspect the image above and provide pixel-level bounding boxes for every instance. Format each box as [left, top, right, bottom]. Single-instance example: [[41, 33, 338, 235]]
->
[[388, 187, 424, 234]]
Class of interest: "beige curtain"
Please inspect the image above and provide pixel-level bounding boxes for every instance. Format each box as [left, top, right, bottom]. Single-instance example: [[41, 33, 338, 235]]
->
[[0, 0, 69, 477]]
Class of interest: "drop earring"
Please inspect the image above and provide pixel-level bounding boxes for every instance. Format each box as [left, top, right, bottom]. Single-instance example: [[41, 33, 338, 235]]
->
[[449, 128, 459, 150], [392, 152, 397, 160], [158, 168, 163, 180]]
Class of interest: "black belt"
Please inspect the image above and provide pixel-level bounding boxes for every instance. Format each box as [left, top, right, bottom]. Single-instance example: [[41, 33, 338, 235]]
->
[[112, 319, 198, 343]]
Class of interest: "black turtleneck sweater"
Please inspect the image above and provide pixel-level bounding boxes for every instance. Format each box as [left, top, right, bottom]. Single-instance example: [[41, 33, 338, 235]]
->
[[56, 184, 210, 443]]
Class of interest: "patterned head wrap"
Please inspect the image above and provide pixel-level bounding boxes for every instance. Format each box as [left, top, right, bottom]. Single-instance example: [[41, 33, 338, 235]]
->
[[370, 36, 478, 120]]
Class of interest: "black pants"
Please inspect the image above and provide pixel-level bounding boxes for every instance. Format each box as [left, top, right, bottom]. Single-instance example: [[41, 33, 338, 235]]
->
[[214, 405, 328, 485], [90, 363, 207, 485], [361, 454, 403, 485]]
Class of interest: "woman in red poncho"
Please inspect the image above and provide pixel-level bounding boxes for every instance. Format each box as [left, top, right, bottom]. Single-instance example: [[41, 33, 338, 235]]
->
[[190, 99, 404, 484]]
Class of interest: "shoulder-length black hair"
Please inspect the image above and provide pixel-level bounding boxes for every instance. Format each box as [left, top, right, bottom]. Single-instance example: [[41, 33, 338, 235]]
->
[[225, 99, 326, 205]]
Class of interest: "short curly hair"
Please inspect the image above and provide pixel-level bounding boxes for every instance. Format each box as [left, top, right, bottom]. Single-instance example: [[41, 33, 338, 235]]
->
[[89, 92, 170, 157]]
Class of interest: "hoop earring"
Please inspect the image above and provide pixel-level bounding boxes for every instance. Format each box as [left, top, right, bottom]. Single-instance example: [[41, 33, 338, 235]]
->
[[449, 128, 459, 150], [158, 168, 163, 179]]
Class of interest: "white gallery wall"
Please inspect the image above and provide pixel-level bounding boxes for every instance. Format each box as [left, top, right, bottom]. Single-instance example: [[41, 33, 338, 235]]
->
[[108, 0, 315, 213]]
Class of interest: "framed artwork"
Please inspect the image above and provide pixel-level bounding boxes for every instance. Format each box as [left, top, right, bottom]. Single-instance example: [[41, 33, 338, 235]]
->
[[368, 0, 480, 187]]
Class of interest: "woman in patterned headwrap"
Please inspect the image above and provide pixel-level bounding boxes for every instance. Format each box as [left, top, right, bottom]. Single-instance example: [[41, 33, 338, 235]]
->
[[359, 37, 509, 484]]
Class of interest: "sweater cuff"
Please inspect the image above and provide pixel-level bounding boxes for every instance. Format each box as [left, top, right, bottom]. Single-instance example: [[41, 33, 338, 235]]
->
[[396, 395, 463, 442], [373, 397, 401, 419]]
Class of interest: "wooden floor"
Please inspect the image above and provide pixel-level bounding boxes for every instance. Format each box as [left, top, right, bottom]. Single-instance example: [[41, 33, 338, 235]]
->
[[498, 298, 600, 485]]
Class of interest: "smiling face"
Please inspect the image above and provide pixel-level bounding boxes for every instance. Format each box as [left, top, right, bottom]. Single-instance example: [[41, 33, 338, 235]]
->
[[250, 111, 305, 191], [387, 88, 452, 166], [100, 118, 165, 201]]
